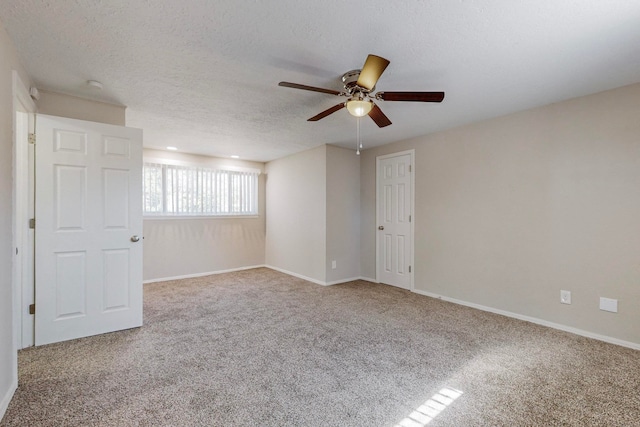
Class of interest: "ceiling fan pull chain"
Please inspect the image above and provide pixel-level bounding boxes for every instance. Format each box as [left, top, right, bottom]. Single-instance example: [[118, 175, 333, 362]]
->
[[356, 117, 361, 155]]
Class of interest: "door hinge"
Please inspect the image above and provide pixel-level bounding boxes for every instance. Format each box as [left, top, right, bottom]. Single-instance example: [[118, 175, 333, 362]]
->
[[409, 266, 412, 273], [29, 218, 35, 229], [29, 304, 35, 315], [409, 165, 412, 172], [409, 215, 411, 222], [28, 133, 36, 144]]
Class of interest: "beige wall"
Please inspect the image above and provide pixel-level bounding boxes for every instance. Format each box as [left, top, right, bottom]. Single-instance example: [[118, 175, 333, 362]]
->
[[265, 145, 362, 285], [37, 90, 125, 126], [0, 21, 32, 419], [326, 145, 360, 283], [143, 149, 266, 281], [265, 145, 327, 282], [361, 83, 640, 345]]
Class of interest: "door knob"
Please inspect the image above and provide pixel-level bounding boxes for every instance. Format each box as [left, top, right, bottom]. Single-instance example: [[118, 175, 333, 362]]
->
[[130, 235, 140, 242], [378, 226, 384, 230]]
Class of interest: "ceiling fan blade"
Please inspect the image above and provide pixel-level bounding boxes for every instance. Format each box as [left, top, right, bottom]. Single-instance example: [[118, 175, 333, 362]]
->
[[308, 103, 346, 121], [356, 55, 390, 91], [368, 103, 392, 128], [377, 91, 445, 102], [279, 81, 342, 96]]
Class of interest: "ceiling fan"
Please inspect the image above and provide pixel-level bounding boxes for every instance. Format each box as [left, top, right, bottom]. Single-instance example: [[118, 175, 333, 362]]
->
[[279, 54, 445, 128]]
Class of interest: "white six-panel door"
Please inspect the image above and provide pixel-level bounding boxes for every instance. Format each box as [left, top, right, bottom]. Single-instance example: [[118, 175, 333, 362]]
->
[[35, 114, 143, 346], [377, 152, 413, 289]]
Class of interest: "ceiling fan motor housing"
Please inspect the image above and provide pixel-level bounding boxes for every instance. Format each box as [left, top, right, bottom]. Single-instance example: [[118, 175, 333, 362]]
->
[[342, 69, 373, 94]]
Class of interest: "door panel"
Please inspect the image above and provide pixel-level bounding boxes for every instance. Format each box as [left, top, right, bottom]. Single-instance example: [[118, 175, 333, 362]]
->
[[35, 114, 143, 346], [54, 251, 87, 318], [377, 153, 412, 289], [55, 165, 87, 230], [55, 129, 87, 153], [103, 249, 130, 311], [103, 168, 130, 228]]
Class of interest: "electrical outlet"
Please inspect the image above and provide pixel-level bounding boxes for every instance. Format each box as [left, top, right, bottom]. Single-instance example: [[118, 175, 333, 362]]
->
[[560, 290, 571, 304], [331, 260, 337, 269], [599, 297, 618, 313]]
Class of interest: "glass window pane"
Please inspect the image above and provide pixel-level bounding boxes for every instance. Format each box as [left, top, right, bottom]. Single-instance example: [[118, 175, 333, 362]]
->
[[143, 162, 258, 216]]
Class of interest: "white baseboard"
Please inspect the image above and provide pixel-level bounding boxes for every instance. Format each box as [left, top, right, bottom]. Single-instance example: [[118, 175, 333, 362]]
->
[[264, 265, 327, 286], [325, 276, 364, 286], [0, 379, 17, 422], [359, 277, 378, 283], [264, 265, 369, 287], [145, 265, 372, 287], [413, 289, 640, 351], [143, 265, 266, 284]]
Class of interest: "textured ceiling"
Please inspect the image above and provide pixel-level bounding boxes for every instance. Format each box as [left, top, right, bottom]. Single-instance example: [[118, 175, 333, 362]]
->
[[2, 1, 640, 162]]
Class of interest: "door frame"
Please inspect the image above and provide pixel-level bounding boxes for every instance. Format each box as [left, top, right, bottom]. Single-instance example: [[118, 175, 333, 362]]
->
[[375, 149, 415, 290], [12, 72, 36, 354]]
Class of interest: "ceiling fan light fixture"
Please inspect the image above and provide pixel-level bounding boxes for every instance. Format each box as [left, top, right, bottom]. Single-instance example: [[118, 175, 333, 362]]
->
[[346, 99, 373, 117]]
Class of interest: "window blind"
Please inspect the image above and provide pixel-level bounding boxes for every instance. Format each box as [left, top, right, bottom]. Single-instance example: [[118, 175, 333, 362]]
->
[[143, 162, 258, 216]]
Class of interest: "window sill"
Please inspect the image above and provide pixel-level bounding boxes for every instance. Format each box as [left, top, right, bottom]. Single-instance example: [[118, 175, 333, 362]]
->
[[143, 215, 259, 221]]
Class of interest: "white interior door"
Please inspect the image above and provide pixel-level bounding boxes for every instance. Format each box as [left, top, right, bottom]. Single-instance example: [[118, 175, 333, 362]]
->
[[35, 114, 143, 346], [377, 151, 413, 289]]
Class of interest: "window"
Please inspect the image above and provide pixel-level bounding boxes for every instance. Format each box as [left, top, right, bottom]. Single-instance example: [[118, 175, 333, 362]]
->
[[143, 161, 259, 216]]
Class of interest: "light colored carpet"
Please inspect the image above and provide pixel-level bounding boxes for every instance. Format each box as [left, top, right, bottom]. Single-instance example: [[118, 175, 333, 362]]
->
[[2, 267, 639, 426]]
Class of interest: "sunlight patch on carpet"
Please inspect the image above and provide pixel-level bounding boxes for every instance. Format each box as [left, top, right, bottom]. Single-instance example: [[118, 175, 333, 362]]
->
[[394, 387, 463, 427]]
